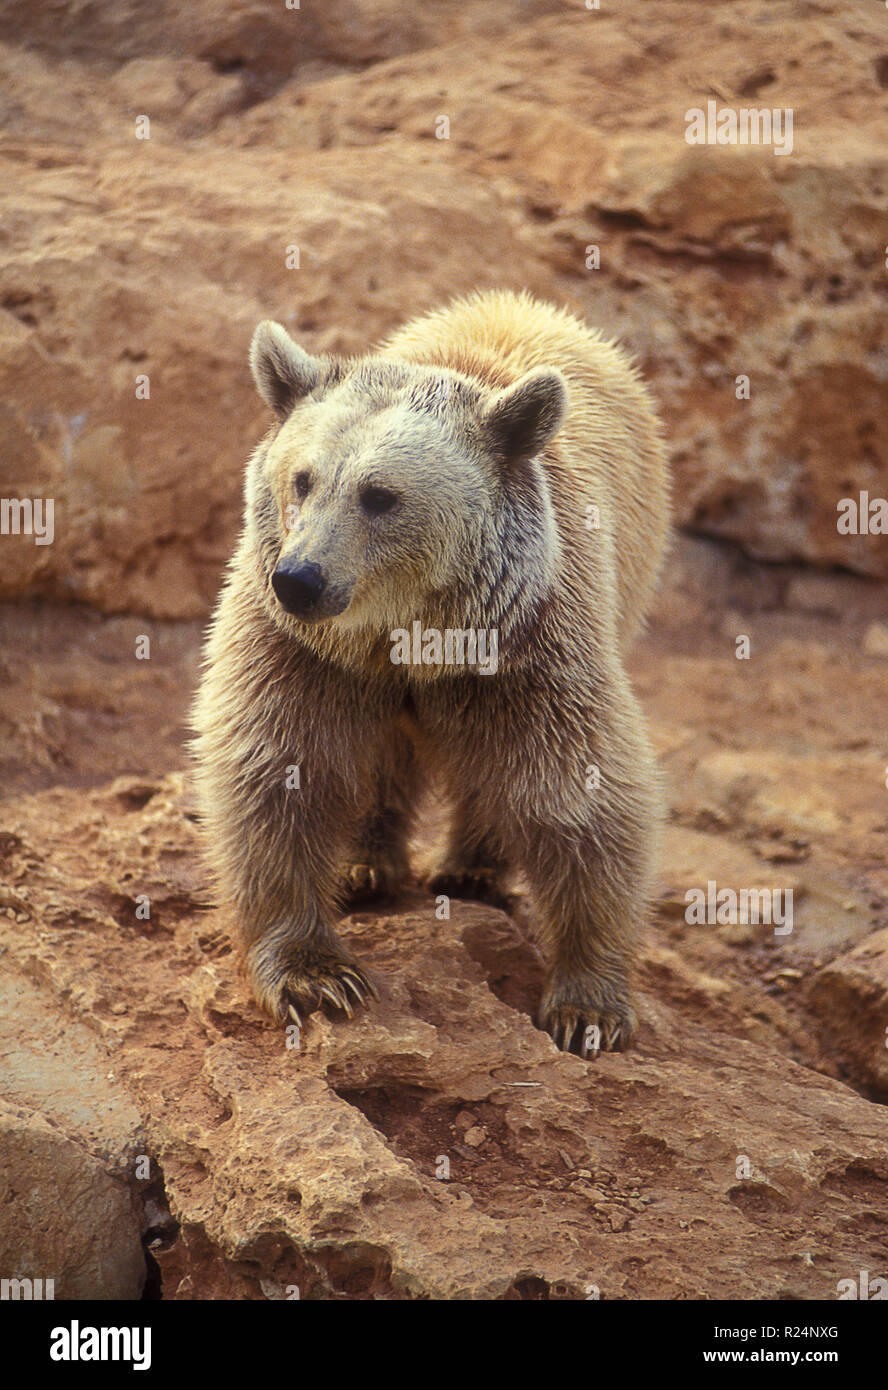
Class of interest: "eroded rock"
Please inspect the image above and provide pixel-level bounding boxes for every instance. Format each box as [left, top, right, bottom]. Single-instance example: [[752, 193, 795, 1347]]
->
[[0, 972, 146, 1298], [1, 2, 887, 621], [1, 776, 886, 1299], [805, 931, 888, 1101]]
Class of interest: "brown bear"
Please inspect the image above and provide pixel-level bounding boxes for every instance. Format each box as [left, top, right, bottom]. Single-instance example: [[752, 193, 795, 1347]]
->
[[192, 289, 669, 1055]]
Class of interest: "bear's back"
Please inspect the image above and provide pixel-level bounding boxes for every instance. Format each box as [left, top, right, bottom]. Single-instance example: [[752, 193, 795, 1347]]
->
[[378, 290, 670, 646]]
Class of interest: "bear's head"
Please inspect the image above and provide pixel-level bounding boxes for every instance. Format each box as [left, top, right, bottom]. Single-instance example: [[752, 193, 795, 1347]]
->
[[246, 319, 568, 649]]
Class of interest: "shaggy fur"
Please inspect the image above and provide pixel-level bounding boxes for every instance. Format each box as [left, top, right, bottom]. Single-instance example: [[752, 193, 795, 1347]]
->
[[192, 289, 670, 1054]]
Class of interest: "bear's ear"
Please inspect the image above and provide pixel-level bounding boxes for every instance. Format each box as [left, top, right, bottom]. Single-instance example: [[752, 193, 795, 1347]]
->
[[481, 368, 568, 463], [250, 320, 324, 417]]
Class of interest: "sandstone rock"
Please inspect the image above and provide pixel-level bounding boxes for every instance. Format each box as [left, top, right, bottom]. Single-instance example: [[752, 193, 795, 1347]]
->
[[237, 5, 888, 577], [595, 142, 793, 252], [0, 971, 146, 1298], [0, 1102, 146, 1300], [862, 622, 888, 658], [690, 749, 859, 840], [0, 776, 886, 1299], [2, 0, 888, 1306], [0, 1, 566, 86], [657, 824, 801, 926], [0, 141, 553, 616], [805, 930, 888, 1100], [784, 574, 845, 617], [1, 3, 888, 623]]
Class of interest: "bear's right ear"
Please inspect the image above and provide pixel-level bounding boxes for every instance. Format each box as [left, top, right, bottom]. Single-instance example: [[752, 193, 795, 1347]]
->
[[481, 367, 569, 464], [249, 320, 324, 417]]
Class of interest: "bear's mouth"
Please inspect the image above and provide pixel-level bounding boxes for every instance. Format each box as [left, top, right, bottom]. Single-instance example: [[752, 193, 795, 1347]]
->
[[274, 589, 352, 624]]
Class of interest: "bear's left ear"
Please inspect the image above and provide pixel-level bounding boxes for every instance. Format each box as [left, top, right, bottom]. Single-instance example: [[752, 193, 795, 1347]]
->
[[250, 320, 325, 417], [481, 368, 568, 463]]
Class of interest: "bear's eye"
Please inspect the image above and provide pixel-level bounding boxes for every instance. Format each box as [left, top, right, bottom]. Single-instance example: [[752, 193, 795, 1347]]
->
[[293, 472, 312, 500], [360, 485, 399, 516]]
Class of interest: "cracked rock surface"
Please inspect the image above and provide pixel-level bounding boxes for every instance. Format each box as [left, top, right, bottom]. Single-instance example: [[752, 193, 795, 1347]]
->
[[2, 536, 888, 1298], [1, 0, 887, 617], [1, 0, 887, 1300]]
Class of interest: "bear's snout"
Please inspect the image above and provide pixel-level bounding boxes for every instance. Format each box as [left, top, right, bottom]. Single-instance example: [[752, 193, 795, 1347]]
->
[[272, 559, 326, 616]]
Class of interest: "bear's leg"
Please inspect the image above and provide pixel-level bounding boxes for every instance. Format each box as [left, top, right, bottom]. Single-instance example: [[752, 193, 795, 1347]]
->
[[521, 715, 658, 1056], [234, 786, 380, 1027], [424, 799, 511, 907], [342, 732, 419, 902], [529, 830, 651, 1054], [209, 794, 380, 1028], [194, 635, 385, 1028]]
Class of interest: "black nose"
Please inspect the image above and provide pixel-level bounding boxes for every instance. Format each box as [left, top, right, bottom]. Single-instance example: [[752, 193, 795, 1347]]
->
[[272, 560, 326, 615]]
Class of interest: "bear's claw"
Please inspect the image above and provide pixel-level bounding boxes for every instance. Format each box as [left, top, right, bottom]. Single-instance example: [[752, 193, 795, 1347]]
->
[[279, 956, 378, 1029], [342, 861, 402, 904], [424, 866, 511, 910], [541, 1001, 636, 1057]]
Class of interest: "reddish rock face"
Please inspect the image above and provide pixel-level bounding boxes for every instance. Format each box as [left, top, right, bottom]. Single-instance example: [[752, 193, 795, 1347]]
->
[[1, 0, 887, 618], [0, 764, 886, 1300], [805, 931, 888, 1099], [2, 535, 888, 1299], [1, 1, 887, 1302]]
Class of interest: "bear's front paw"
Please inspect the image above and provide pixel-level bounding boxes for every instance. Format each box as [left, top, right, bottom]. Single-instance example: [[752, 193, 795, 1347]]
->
[[424, 865, 511, 910], [254, 944, 379, 1029], [540, 977, 637, 1056], [341, 859, 402, 905]]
